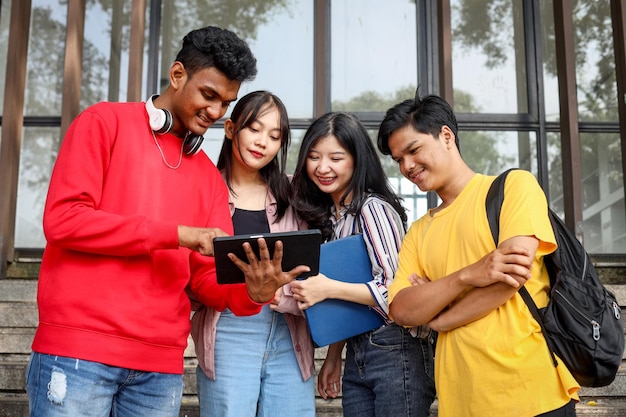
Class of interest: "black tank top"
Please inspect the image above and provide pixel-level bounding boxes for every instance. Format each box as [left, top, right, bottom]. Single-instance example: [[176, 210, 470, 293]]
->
[[232, 208, 270, 235]]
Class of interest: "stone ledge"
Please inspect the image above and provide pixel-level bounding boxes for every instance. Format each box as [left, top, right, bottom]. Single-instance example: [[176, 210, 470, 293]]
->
[[0, 329, 34, 355], [3, 394, 626, 417], [0, 304, 38, 328], [2, 358, 625, 400], [5, 263, 40, 280], [4, 254, 626, 283], [0, 281, 37, 303], [0, 362, 26, 391]]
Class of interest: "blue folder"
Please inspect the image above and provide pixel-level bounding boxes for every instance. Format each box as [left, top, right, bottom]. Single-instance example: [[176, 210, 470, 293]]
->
[[303, 234, 385, 347]]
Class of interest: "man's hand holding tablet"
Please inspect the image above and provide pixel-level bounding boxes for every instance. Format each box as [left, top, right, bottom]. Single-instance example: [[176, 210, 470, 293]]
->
[[213, 230, 322, 303]]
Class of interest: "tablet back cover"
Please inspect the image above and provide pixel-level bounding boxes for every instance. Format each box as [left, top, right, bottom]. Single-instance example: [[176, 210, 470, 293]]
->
[[214, 230, 321, 284], [304, 234, 385, 347]]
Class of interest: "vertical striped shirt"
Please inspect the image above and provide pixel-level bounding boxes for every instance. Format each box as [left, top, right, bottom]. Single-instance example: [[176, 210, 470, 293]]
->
[[330, 195, 405, 323]]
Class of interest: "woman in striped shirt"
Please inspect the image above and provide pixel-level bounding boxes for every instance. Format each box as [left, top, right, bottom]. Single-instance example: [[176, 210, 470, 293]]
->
[[290, 112, 436, 417]]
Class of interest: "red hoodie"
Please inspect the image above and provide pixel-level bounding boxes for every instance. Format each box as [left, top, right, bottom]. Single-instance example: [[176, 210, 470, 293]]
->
[[32, 101, 261, 374]]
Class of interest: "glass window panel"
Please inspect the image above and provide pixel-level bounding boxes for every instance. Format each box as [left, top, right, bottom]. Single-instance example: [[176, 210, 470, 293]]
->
[[547, 131, 625, 253], [157, 0, 313, 118], [389, 176, 428, 225], [547, 131, 565, 215], [238, 2, 313, 119], [330, 0, 417, 112], [199, 124, 227, 165], [451, 0, 528, 114], [573, 1, 617, 122], [24, 0, 67, 116], [544, 1, 618, 123], [580, 132, 625, 253], [82, 0, 142, 106], [0, 0, 10, 115], [611, 200, 626, 252], [15, 127, 60, 248], [286, 129, 305, 175], [460, 131, 536, 176]]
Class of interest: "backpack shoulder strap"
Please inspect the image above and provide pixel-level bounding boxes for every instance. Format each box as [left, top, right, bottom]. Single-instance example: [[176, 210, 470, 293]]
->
[[485, 168, 558, 366], [485, 169, 513, 245]]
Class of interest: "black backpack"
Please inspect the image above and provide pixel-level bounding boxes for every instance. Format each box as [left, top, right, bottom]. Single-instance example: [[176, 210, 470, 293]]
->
[[486, 168, 625, 387]]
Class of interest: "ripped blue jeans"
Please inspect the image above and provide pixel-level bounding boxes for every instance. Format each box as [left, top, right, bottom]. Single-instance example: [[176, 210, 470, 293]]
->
[[25, 352, 183, 417]]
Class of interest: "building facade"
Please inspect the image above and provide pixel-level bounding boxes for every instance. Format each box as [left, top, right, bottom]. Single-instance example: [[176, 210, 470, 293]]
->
[[0, 0, 625, 276]]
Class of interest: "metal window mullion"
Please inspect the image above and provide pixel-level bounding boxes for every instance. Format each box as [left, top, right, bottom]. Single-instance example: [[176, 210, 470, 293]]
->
[[526, 0, 550, 192], [127, 0, 146, 102], [109, 0, 123, 102], [60, 0, 86, 138], [416, 0, 438, 95], [314, 0, 330, 117], [611, 0, 626, 232], [553, 0, 583, 237], [146, 0, 161, 95], [437, 0, 453, 105], [0, 0, 32, 277]]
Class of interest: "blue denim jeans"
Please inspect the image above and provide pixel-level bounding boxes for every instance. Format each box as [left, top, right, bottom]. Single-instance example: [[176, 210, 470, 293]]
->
[[26, 352, 183, 417], [342, 323, 436, 417], [196, 306, 315, 417]]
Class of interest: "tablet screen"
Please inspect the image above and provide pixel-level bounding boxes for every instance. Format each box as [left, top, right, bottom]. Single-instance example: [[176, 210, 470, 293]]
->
[[214, 230, 322, 284]]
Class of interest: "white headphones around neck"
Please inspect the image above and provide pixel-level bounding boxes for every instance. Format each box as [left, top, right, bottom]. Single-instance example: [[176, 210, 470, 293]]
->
[[145, 94, 204, 155]]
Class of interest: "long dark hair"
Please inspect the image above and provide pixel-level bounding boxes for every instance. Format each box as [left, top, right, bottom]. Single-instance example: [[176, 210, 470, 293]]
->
[[217, 91, 291, 221], [292, 112, 407, 240]]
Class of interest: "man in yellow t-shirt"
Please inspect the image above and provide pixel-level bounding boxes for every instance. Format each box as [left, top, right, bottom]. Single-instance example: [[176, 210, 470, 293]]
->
[[376, 93, 579, 417]]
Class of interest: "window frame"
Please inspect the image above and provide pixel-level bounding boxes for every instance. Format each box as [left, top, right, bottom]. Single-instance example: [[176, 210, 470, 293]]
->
[[1, 0, 626, 277]]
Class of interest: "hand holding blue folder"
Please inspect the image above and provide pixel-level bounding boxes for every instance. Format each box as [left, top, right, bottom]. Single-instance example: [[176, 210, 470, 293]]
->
[[303, 234, 385, 347]]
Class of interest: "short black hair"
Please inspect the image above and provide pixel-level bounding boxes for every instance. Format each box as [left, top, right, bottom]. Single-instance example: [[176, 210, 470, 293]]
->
[[175, 26, 257, 82], [377, 93, 459, 155]]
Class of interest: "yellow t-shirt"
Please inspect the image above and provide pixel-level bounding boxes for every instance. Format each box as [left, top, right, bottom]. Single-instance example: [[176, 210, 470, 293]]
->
[[390, 171, 579, 417]]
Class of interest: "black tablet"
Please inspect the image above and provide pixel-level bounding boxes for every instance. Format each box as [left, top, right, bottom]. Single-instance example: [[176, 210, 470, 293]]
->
[[214, 229, 322, 284]]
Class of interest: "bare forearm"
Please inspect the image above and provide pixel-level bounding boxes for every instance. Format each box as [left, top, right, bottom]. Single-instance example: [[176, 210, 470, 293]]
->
[[393, 238, 536, 327], [390, 270, 471, 326], [326, 340, 346, 361], [430, 236, 538, 331], [291, 274, 374, 309], [429, 282, 518, 331], [327, 280, 376, 306]]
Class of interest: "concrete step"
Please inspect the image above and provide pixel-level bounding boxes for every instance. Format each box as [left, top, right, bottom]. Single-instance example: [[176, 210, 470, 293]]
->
[[0, 329, 34, 354], [0, 395, 28, 417], [0, 303, 38, 328], [0, 280, 37, 302], [2, 357, 624, 401], [575, 399, 626, 416], [2, 393, 626, 416], [0, 362, 26, 391], [1, 278, 625, 416]]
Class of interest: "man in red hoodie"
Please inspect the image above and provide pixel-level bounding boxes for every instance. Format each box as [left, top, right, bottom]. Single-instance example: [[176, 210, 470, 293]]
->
[[26, 26, 306, 417]]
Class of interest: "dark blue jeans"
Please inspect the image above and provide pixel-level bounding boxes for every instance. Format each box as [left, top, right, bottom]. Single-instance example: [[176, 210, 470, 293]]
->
[[342, 323, 436, 417]]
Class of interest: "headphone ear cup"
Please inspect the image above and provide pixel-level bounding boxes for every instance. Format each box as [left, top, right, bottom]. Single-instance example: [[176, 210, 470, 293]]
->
[[183, 133, 204, 155], [154, 109, 173, 134], [146, 95, 173, 134]]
